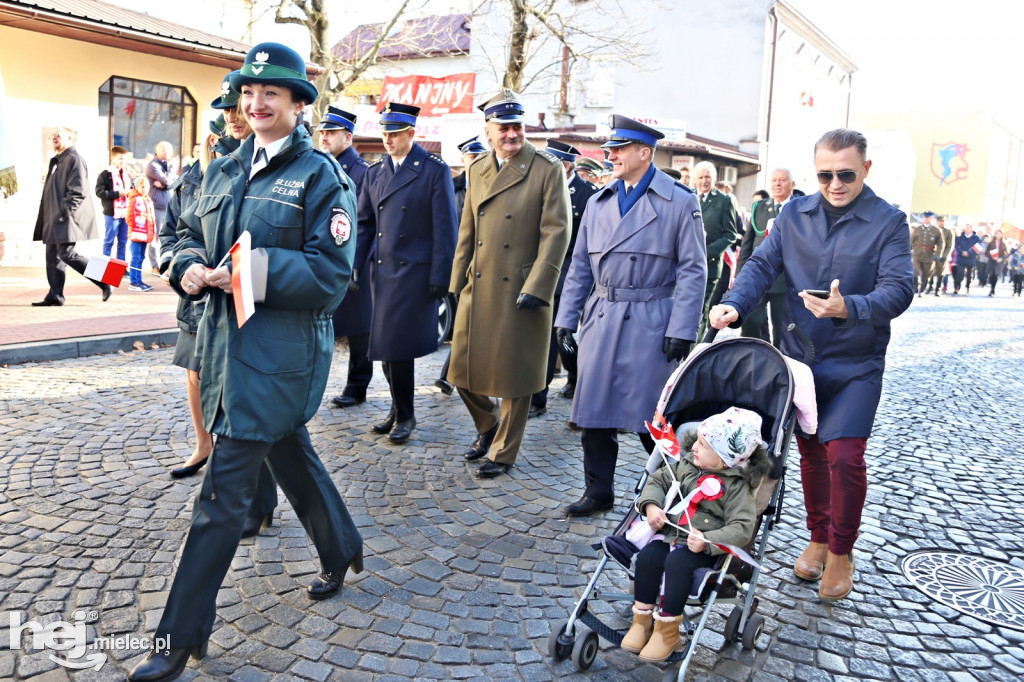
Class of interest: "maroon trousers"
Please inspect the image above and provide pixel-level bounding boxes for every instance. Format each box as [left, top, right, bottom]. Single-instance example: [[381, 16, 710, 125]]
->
[[796, 433, 868, 555]]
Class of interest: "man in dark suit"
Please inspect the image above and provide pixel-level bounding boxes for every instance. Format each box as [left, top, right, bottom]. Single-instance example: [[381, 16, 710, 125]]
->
[[693, 160, 738, 336], [530, 139, 599, 417], [355, 103, 458, 444], [737, 168, 796, 347], [320, 107, 375, 409]]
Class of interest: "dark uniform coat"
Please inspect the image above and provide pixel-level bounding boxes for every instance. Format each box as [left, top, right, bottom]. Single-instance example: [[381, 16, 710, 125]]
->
[[699, 188, 738, 286], [737, 199, 785, 295], [331, 144, 373, 337], [33, 147, 99, 244], [169, 125, 356, 443], [448, 141, 571, 397], [557, 172, 600, 296], [721, 186, 913, 442], [555, 171, 707, 431], [355, 143, 457, 361], [161, 161, 204, 332]]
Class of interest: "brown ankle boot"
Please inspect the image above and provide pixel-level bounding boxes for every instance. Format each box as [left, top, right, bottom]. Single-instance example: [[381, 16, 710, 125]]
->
[[819, 550, 855, 601], [794, 541, 828, 580], [638, 612, 683, 662], [620, 606, 654, 653]]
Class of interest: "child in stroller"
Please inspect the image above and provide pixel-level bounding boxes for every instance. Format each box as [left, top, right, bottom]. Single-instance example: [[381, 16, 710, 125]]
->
[[621, 407, 771, 662]]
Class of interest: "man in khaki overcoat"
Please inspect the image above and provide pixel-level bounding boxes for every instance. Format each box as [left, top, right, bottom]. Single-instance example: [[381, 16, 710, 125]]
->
[[448, 90, 571, 478]]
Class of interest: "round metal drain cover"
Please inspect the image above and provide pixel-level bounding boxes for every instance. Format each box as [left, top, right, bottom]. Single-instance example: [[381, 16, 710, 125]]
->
[[901, 551, 1024, 630]]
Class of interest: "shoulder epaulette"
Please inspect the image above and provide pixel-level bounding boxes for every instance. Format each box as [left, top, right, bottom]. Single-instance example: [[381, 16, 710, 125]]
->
[[536, 151, 559, 164], [369, 159, 385, 168], [426, 154, 448, 166], [357, 157, 372, 167], [675, 181, 695, 194]]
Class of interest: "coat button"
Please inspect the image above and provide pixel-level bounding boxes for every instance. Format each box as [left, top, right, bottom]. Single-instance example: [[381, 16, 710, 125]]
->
[[378, 232, 383, 238], [478, 240, 483, 246], [598, 312, 604, 318], [505, 213, 511, 219], [503, 243, 509, 248], [630, 255, 637, 261], [399, 234, 405, 239], [479, 210, 485, 216], [475, 272, 481, 278], [502, 276, 509, 281], [402, 206, 406, 210], [377, 259, 382, 264], [378, 205, 383, 211], [400, 261, 407, 265], [624, 314, 630, 320]]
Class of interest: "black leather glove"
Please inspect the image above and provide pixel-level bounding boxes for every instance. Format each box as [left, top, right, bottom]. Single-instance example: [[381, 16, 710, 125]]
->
[[516, 293, 543, 310], [663, 337, 692, 363], [556, 327, 578, 357], [428, 284, 447, 299]]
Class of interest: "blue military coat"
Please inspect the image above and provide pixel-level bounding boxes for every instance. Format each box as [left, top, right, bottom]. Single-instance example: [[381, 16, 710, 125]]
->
[[332, 144, 373, 338], [556, 169, 707, 431], [721, 185, 913, 442], [355, 143, 457, 361]]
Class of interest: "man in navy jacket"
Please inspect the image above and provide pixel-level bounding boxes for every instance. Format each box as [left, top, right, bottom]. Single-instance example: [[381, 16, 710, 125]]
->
[[711, 129, 913, 602]]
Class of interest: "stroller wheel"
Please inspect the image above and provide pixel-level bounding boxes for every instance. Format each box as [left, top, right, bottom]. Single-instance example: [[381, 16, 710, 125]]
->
[[662, 663, 681, 682], [741, 614, 765, 650], [571, 627, 599, 671], [723, 606, 743, 644], [548, 620, 573, 662]]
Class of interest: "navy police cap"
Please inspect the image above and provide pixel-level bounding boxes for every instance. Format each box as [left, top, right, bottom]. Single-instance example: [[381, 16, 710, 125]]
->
[[211, 71, 241, 110], [923, 210, 935, 217], [380, 102, 419, 133], [546, 139, 581, 162], [318, 106, 357, 132], [478, 89, 525, 124], [601, 114, 665, 149], [457, 136, 487, 155], [229, 42, 318, 105]]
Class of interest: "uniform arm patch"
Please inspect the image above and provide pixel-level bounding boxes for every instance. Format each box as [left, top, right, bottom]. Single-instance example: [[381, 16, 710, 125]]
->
[[330, 207, 352, 246]]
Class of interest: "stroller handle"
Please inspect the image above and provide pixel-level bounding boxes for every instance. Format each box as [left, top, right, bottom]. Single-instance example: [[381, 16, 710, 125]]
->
[[701, 327, 719, 344]]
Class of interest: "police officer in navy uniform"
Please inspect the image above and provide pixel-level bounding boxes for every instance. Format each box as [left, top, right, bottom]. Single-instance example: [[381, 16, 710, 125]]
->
[[129, 42, 363, 682], [530, 139, 599, 417], [319, 106, 375, 408], [356, 103, 458, 444]]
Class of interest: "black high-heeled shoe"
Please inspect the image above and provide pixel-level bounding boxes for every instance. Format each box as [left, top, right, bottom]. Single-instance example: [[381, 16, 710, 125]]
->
[[128, 641, 207, 681], [169, 456, 208, 479], [307, 545, 364, 600]]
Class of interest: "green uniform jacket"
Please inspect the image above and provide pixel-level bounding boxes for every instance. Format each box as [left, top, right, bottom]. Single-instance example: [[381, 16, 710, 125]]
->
[[698, 189, 738, 261], [169, 126, 356, 442], [635, 445, 768, 555]]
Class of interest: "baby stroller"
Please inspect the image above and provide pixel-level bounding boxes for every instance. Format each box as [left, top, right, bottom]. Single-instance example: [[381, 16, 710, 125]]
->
[[548, 330, 812, 681]]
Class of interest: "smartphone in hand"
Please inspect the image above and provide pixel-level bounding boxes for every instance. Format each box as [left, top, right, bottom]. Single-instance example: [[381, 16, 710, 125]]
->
[[804, 289, 830, 299]]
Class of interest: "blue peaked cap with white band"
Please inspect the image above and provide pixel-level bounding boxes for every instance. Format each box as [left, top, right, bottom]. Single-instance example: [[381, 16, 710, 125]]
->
[[457, 136, 487, 155], [379, 102, 419, 132], [546, 139, 582, 162], [601, 114, 665, 149], [318, 106, 357, 132]]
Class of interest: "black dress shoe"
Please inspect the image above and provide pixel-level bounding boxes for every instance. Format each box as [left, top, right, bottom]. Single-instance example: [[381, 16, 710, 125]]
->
[[128, 642, 207, 682], [565, 418, 581, 432], [241, 513, 273, 539], [559, 383, 576, 399], [330, 394, 365, 408], [565, 496, 614, 517], [169, 456, 208, 479], [371, 412, 396, 434], [434, 378, 454, 395], [308, 546, 364, 600], [31, 299, 63, 307], [528, 405, 547, 419], [465, 422, 499, 461], [388, 417, 416, 444], [101, 284, 112, 302], [477, 460, 511, 478]]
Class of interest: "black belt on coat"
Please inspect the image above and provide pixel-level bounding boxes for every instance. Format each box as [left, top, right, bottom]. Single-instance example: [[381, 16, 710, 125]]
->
[[594, 283, 674, 302]]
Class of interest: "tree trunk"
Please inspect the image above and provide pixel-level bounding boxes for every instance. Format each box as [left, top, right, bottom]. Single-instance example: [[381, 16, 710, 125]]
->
[[504, 0, 528, 92]]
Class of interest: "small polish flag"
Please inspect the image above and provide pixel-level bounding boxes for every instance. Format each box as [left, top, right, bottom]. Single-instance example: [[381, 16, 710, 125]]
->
[[83, 255, 128, 286], [229, 231, 255, 328], [972, 243, 983, 254]]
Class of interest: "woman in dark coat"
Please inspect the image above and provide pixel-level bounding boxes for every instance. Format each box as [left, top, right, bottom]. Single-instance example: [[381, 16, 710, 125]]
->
[[986, 229, 1009, 296]]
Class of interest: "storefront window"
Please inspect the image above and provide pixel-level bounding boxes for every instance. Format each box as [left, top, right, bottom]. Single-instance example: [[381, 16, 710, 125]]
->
[[98, 77, 196, 170]]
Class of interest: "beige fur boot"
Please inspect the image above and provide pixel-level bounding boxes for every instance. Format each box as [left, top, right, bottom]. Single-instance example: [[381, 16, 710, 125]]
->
[[638, 612, 683, 662], [620, 606, 654, 653]]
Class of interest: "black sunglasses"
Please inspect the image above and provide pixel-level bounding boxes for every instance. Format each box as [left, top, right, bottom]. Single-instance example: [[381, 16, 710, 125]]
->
[[816, 169, 859, 184]]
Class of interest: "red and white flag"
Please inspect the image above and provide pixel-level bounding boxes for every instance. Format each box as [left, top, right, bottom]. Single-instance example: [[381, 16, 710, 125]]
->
[[229, 231, 255, 328], [646, 412, 682, 461], [83, 255, 128, 286], [972, 243, 983, 254]]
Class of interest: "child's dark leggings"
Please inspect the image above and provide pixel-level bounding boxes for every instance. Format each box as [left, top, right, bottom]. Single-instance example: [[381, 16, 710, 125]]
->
[[634, 540, 717, 615]]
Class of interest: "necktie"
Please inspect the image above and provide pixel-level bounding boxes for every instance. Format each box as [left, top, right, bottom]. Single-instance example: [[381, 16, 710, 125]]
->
[[624, 185, 633, 197], [250, 147, 268, 179], [394, 160, 401, 172]]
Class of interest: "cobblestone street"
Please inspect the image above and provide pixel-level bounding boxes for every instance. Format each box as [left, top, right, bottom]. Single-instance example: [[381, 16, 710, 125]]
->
[[1, 293, 1023, 681]]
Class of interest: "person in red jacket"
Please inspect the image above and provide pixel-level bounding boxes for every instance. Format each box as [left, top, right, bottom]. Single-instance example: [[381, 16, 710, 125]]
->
[[126, 176, 156, 292]]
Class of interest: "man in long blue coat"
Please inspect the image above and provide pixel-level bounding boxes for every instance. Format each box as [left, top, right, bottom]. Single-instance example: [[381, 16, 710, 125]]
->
[[555, 116, 707, 517], [320, 106, 375, 409], [355, 103, 458, 444], [711, 128, 913, 602]]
